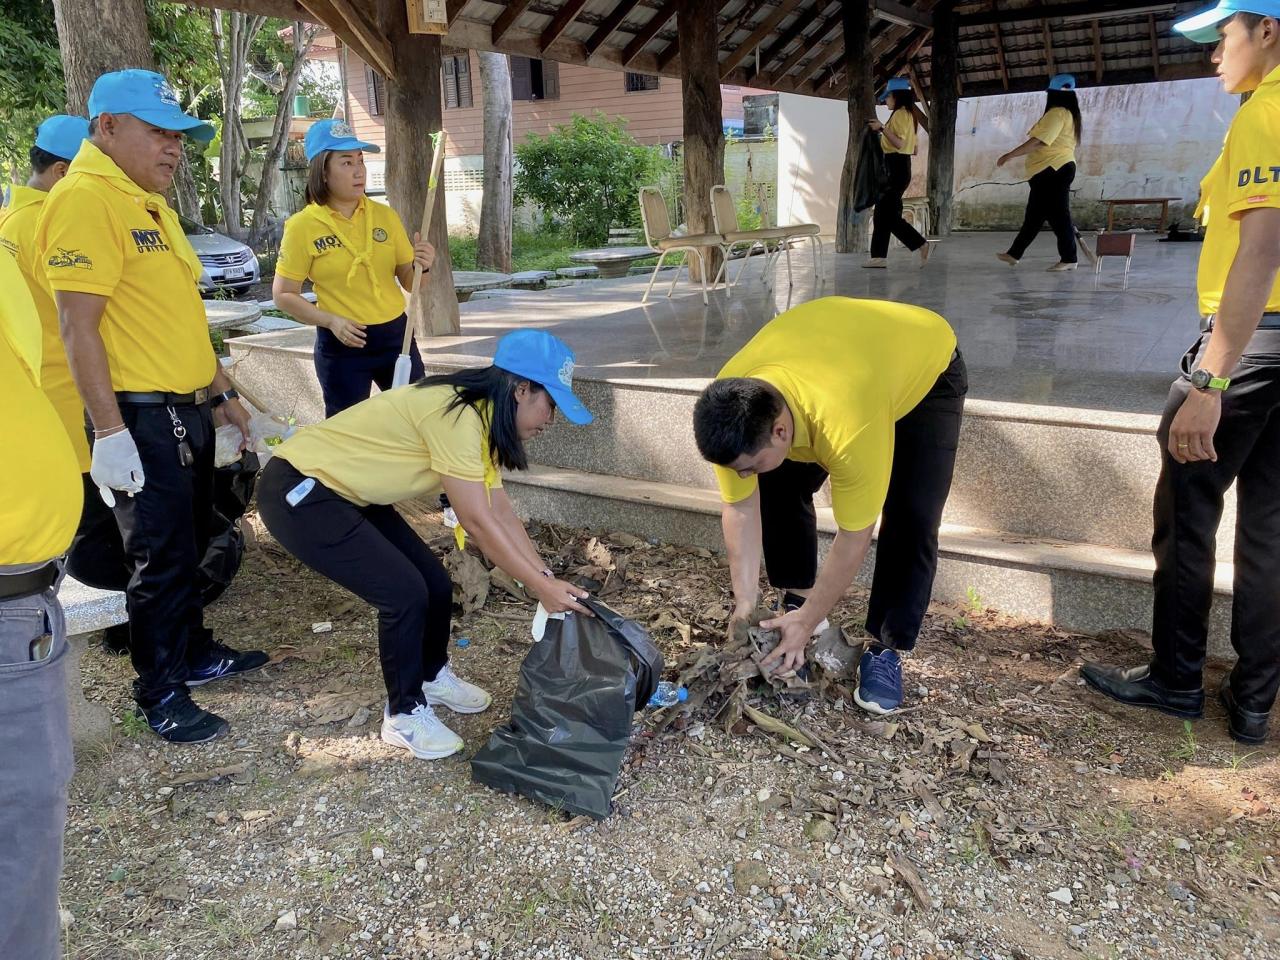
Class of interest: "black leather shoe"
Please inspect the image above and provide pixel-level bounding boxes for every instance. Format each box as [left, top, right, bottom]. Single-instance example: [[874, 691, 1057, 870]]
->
[[1080, 662, 1204, 719], [1219, 677, 1270, 744]]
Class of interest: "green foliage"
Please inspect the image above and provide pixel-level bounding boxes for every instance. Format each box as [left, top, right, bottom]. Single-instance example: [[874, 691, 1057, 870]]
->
[[514, 113, 668, 246], [448, 227, 582, 274], [0, 0, 62, 174]]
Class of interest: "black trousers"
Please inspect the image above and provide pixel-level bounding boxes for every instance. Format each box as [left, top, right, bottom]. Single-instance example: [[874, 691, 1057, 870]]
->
[[870, 153, 926, 259], [1008, 162, 1077, 263], [759, 351, 968, 651], [109, 402, 215, 706], [257, 457, 452, 714], [1151, 330, 1280, 712], [314, 313, 425, 417]]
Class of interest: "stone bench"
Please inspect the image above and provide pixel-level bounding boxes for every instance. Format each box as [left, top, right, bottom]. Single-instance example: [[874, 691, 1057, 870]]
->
[[60, 576, 126, 748], [556, 265, 600, 280], [568, 245, 658, 279]]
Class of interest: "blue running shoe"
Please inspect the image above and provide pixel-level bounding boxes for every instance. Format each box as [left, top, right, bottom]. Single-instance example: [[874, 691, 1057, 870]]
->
[[855, 647, 903, 715], [186, 641, 269, 687], [137, 690, 229, 743]]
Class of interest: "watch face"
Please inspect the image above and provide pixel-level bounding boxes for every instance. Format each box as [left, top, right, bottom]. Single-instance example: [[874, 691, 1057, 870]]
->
[[1191, 369, 1210, 389]]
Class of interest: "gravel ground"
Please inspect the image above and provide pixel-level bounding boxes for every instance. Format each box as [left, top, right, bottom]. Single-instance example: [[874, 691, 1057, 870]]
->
[[62, 515, 1280, 960]]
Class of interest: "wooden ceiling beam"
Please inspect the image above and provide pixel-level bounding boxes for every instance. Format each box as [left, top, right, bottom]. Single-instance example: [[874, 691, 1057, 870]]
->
[[718, 0, 768, 45], [491, 0, 535, 45], [1092, 18, 1104, 83], [958, 0, 1167, 26], [584, 0, 644, 56], [621, 0, 680, 67], [990, 1, 1009, 90], [720, 0, 804, 79], [539, 0, 591, 51], [872, 0, 931, 29], [447, 0, 469, 26], [298, 0, 395, 78], [1148, 13, 1161, 79], [761, 8, 843, 85], [794, 38, 844, 89], [754, 1, 836, 78], [1041, 19, 1056, 77]]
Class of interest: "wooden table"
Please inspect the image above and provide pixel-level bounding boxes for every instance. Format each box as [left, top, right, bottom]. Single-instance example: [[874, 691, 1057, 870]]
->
[[453, 271, 513, 302], [570, 245, 658, 279], [1103, 197, 1180, 232]]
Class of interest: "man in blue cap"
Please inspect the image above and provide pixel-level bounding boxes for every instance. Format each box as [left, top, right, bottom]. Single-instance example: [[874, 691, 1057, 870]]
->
[[36, 70, 268, 744], [1083, 5, 1280, 743]]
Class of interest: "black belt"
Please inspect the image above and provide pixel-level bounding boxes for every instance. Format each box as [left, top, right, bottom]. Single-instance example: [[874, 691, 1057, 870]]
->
[[116, 387, 210, 406], [1200, 312, 1280, 332], [0, 562, 58, 602]]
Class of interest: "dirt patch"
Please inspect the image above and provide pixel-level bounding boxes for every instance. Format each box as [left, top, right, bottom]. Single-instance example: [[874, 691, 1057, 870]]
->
[[63, 515, 1280, 960]]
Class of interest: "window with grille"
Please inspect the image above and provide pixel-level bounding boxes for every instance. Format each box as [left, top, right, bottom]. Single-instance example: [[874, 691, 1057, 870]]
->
[[367, 67, 385, 116], [625, 72, 659, 93], [510, 55, 560, 101], [442, 54, 474, 109]]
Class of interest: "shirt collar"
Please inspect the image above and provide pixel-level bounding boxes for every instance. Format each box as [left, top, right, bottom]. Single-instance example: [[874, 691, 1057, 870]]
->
[[1259, 62, 1280, 90]]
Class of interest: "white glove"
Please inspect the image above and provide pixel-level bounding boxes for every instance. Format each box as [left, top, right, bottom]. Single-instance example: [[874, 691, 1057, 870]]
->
[[90, 429, 145, 507]]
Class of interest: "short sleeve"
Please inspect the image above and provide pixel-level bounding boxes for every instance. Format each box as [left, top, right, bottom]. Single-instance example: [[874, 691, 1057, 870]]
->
[[1028, 108, 1066, 146], [827, 423, 893, 533], [714, 464, 758, 505], [421, 404, 488, 483], [275, 216, 313, 282], [389, 211, 414, 265], [1224, 102, 1280, 218], [40, 188, 122, 296]]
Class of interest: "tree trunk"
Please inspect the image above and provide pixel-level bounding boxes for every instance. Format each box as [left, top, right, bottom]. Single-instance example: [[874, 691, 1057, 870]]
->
[[249, 23, 317, 250], [375, 0, 459, 338], [172, 153, 203, 220], [926, 1, 959, 237], [678, 0, 725, 282], [476, 51, 513, 273], [835, 2, 875, 253], [211, 11, 266, 240], [53, 0, 154, 114]]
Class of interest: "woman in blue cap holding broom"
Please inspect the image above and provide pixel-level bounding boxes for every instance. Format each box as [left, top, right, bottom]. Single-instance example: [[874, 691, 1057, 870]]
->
[[272, 118, 436, 417], [995, 74, 1094, 272], [257, 329, 594, 761], [864, 76, 931, 270]]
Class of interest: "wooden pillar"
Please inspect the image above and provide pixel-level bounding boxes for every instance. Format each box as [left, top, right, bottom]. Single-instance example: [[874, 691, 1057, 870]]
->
[[834, 1, 875, 254], [375, 0, 459, 337], [926, 0, 959, 237], [678, 0, 725, 282]]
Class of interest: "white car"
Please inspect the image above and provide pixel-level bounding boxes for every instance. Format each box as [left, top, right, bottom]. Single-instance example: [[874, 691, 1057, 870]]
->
[[181, 215, 260, 296]]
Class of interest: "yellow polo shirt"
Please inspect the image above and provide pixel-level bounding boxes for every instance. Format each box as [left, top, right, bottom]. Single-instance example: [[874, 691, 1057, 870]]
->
[[712, 297, 956, 532], [1, 185, 90, 472], [1195, 63, 1280, 317], [275, 384, 502, 507], [276, 197, 414, 326], [36, 142, 216, 393], [881, 108, 916, 156], [0, 251, 82, 564], [1025, 106, 1076, 178]]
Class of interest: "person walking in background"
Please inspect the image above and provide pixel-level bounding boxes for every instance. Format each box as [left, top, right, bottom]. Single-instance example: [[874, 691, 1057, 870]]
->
[[864, 77, 931, 270], [272, 119, 435, 418], [996, 74, 1095, 272]]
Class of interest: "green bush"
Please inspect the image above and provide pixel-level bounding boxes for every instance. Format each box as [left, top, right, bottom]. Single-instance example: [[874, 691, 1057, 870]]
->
[[448, 227, 584, 274], [514, 113, 667, 246]]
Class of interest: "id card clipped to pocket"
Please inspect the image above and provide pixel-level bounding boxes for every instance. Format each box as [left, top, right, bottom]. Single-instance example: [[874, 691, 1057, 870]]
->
[[285, 477, 316, 507]]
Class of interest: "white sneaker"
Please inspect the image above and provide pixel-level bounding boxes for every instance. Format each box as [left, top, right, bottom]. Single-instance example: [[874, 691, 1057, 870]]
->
[[380, 702, 463, 760], [1047, 261, 1078, 272], [422, 664, 492, 714], [861, 258, 888, 269]]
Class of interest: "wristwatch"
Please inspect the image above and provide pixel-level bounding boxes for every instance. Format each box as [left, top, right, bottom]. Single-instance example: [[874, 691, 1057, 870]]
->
[[211, 388, 240, 408], [1189, 369, 1230, 392]]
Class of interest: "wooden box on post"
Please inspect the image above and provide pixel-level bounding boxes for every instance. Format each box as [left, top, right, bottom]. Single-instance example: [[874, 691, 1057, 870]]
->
[[406, 0, 448, 35]]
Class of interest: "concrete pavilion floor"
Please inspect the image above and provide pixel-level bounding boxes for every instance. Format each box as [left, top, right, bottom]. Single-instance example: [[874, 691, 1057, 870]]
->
[[424, 229, 1203, 416]]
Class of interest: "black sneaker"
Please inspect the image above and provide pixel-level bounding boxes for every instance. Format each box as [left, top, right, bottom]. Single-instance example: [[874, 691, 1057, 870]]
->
[[137, 690, 229, 743], [186, 640, 270, 687]]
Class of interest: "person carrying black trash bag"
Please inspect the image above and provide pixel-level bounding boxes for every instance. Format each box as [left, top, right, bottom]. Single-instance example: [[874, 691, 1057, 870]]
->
[[864, 77, 930, 270], [1082, 2, 1280, 745], [693, 296, 966, 717], [257, 330, 594, 761]]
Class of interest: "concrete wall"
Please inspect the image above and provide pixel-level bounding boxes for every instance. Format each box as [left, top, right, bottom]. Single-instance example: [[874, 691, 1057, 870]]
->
[[778, 78, 1239, 233]]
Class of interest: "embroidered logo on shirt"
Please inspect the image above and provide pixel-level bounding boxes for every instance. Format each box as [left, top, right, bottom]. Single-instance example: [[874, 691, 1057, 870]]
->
[[372, 227, 387, 242], [131, 228, 170, 253], [47, 247, 93, 270], [1237, 166, 1280, 187], [313, 234, 342, 252], [558, 357, 574, 388]]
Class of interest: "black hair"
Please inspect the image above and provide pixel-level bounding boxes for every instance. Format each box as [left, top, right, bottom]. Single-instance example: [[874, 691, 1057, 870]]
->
[[29, 145, 68, 174], [88, 117, 99, 136], [416, 365, 546, 471], [888, 88, 918, 131], [692, 378, 785, 465], [1236, 12, 1267, 32], [1044, 89, 1083, 142]]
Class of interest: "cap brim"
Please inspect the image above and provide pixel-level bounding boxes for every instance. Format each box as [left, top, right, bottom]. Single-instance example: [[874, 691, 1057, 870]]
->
[[1173, 7, 1233, 43], [130, 107, 216, 143], [548, 385, 593, 425], [327, 138, 381, 154]]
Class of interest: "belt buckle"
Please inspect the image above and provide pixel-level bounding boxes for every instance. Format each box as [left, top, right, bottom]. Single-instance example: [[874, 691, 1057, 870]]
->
[[193, 387, 210, 404]]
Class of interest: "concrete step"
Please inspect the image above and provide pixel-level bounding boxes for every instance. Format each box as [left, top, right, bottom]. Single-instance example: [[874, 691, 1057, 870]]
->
[[503, 464, 1233, 655]]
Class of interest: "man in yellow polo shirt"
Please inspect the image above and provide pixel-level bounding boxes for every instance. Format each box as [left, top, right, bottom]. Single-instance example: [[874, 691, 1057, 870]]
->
[[1084, 4, 1280, 745], [693, 296, 966, 714], [0, 252, 83, 960], [37, 69, 267, 744]]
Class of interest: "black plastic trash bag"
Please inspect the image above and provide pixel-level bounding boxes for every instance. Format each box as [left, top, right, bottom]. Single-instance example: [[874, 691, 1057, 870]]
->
[[470, 597, 664, 820], [199, 450, 260, 606], [854, 125, 888, 213]]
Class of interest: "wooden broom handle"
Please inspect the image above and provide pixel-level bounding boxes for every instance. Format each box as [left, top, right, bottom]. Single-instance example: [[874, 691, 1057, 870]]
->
[[401, 130, 449, 356]]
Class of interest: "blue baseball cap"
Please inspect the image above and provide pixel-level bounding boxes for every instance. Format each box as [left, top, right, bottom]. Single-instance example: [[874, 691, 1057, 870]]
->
[[493, 330, 592, 425], [35, 115, 89, 162], [1175, 1, 1280, 42], [88, 70, 215, 142], [879, 76, 911, 103], [1048, 73, 1077, 90], [304, 119, 381, 162]]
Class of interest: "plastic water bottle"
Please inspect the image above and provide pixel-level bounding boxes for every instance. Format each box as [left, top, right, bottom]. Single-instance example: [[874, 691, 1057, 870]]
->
[[648, 682, 688, 708]]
